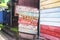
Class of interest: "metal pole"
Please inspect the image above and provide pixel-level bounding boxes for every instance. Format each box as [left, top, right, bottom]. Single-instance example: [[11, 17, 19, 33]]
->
[[37, 12, 40, 40], [37, 0, 40, 40]]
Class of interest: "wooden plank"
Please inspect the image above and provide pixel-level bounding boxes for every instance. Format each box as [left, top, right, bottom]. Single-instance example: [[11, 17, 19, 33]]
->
[[40, 33, 60, 40], [40, 0, 47, 3], [40, 25, 60, 38], [40, 7, 60, 13], [40, 2, 60, 9], [41, 18, 60, 22], [40, 12, 60, 18], [40, 22, 60, 27], [41, 0, 60, 6]]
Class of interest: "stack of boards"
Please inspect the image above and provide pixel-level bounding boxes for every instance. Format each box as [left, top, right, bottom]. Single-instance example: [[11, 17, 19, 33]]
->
[[40, 0, 60, 40]]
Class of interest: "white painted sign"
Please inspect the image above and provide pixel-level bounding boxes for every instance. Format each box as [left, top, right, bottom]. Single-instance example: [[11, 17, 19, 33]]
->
[[15, 5, 39, 14]]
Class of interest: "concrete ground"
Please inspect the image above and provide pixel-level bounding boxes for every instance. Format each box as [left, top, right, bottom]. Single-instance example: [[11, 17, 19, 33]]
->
[[0, 31, 39, 40], [0, 31, 16, 40]]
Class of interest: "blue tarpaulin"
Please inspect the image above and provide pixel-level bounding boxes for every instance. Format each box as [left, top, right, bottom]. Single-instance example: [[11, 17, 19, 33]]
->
[[0, 10, 10, 24], [3, 10, 10, 24], [0, 11, 3, 23]]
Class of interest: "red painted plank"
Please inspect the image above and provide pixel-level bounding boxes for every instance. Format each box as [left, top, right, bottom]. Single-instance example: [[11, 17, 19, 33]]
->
[[40, 24, 60, 38]]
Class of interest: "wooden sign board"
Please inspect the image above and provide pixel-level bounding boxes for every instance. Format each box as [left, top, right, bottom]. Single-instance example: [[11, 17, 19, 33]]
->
[[18, 14, 38, 34], [15, 5, 39, 16]]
